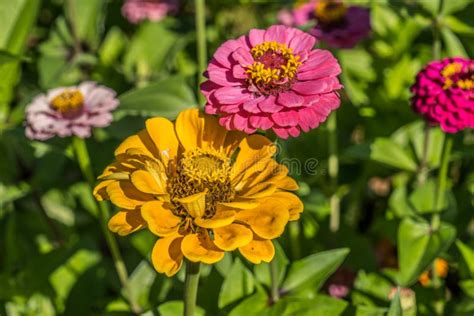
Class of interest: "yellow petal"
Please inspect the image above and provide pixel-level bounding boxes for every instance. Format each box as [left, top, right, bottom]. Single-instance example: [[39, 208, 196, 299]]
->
[[194, 205, 235, 228], [235, 198, 290, 239], [177, 191, 207, 219], [273, 177, 299, 191], [93, 180, 113, 201], [151, 235, 184, 276], [231, 135, 276, 182], [223, 131, 246, 156], [141, 201, 181, 236], [175, 109, 229, 151], [213, 223, 253, 251], [271, 192, 304, 221], [175, 109, 205, 151], [239, 182, 277, 199], [106, 181, 154, 210], [114, 129, 158, 158], [181, 232, 224, 264], [108, 210, 146, 236], [219, 200, 260, 209], [145, 117, 179, 166], [239, 237, 275, 264], [131, 170, 167, 195]]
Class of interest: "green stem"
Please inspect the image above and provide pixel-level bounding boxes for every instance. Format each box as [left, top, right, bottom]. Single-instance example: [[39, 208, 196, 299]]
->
[[72, 137, 141, 314], [327, 112, 340, 232], [434, 136, 453, 217], [288, 221, 301, 260], [194, 0, 207, 107], [269, 259, 280, 304], [417, 124, 431, 186], [184, 261, 201, 316]]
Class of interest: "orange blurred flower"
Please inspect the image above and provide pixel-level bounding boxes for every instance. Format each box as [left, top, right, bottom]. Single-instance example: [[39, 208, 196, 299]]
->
[[94, 109, 303, 276]]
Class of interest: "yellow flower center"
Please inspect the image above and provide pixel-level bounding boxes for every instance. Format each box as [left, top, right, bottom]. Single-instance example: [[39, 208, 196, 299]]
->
[[50, 89, 84, 115], [314, 0, 347, 24], [246, 41, 302, 95], [168, 148, 235, 229], [441, 62, 474, 90]]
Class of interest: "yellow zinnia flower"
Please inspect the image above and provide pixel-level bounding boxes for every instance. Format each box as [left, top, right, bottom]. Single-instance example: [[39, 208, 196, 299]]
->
[[94, 109, 303, 276]]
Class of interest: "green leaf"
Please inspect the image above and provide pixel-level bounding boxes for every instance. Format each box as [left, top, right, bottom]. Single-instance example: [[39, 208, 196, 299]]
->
[[156, 301, 205, 316], [219, 258, 255, 308], [355, 305, 387, 316], [370, 138, 418, 172], [389, 185, 415, 218], [441, 27, 468, 57], [254, 241, 289, 288], [387, 288, 402, 316], [442, 0, 472, 15], [128, 260, 156, 309], [398, 217, 456, 286], [409, 179, 440, 214], [456, 240, 474, 277], [228, 289, 269, 316], [65, 0, 105, 48], [116, 76, 196, 119], [281, 248, 349, 293], [444, 16, 474, 35], [0, 50, 26, 66], [99, 27, 126, 66], [354, 271, 393, 301], [460, 280, 474, 298], [280, 295, 348, 316]]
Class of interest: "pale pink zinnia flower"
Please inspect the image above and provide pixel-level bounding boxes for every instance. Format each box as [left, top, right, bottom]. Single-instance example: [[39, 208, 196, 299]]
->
[[410, 57, 474, 133], [278, 0, 371, 49], [202, 25, 342, 139], [25, 82, 119, 140], [121, 0, 178, 24]]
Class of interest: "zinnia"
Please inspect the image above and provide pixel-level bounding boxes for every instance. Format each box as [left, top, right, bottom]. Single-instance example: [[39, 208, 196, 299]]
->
[[94, 109, 303, 276], [202, 25, 342, 139], [121, 0, 178, 24], [25, 82, 119, 140], [410, 57, 474, 133], [278, 0, 371, 49]]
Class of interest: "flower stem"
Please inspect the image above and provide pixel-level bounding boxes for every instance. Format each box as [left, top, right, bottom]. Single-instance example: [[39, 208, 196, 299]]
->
[[184, 260, 201, 316], [194, 0, 207, 107], [433, 135, 453, 218], [327, 112, 340, 232], [417, 124, 431, 186], [71, 137, 141, 314], [269, 259, 280, 304]]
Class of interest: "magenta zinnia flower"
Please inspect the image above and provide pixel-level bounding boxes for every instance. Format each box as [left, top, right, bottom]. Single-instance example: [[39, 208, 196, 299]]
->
[[25, 82, 119, 140], [278, 0, 371, 49], [121, 0, 178, 24], [202, 25, 342, 139], [410, 57, 474, 133]]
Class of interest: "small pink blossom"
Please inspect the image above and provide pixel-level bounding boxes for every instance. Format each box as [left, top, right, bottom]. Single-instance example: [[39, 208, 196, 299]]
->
[[410, 57, 474, 133], [121, 0, 178, 24], [278, 0, 371, 49], [25, 82, 119, 140], [202, 25, 342, 139]]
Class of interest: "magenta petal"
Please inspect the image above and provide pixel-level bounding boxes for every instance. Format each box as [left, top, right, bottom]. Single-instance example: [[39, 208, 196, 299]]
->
[[271, 110, 299, 127], [289, 31, 316, 53], [249, 29, 265, 47], [277, 91, 305, 108], [213, 39, 241, 68], [243, 97, 265, 113], [214, 87, 251, 104], [292, 80, 330, 95], [258, 95, 284, 113], [273, 127, 290, 139], [249, 115, 274, 129], [264, 25, 288, 44], [232, 47, 254, 67]]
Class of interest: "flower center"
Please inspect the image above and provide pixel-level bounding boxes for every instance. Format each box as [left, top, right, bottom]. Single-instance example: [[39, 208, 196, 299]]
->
[[50, 89, 84, 116], [168, 148, 235, 225], [441, 62, 474, 90], [314, 0, 347, 24], [246, 41, 302, 96]]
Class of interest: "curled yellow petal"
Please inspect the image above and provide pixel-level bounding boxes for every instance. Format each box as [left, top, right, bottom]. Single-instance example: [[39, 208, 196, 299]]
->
[[194, 205, 235, 229], [106, 181, 154, 210], [235, 198, 290, 239], [271, 191, 304, 220], [181, 232, 224, 264], [131, 170, 166, 195], [114, 129, 157, 158], [141, 201, 181, 236], [213, 223, 253, 251], [239, 237, 275, 264], [177, 191, 207, 219], [93, 179, 113, 201], [145, 117, 179, 166], [108, 210, 146, 236], [151, 235, 184, 276]]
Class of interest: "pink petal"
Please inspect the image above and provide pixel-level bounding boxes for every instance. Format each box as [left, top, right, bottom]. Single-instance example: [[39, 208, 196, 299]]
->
[[249, 29, 265, 46], [292, 80, 331, 95], [273, 127, 289, 139], [232, 47, 253, 67], [243, 96, 265, 113], [288, 31, 316, 53], [264, 25, 288, 44], [249, 115, 274, 129], [258, 95, 283, 113], [271, 110, 299, 127], [277, 91, 304, 108], [214, 87, 251, 104], [213, 39, 241, 68]]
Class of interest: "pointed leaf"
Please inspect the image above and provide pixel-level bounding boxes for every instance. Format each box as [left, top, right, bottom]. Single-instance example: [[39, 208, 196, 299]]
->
[[387, 288, 402, 316], [219, 258, 255, 308]]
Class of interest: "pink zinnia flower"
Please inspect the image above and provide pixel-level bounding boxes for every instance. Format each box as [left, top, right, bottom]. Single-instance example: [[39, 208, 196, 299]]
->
[[202, 25, 342, 139], [121, 0, 178, 24], [410, 57, 474, 133], [278, 0, 371, 49], [25, 82, 119, 140]]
